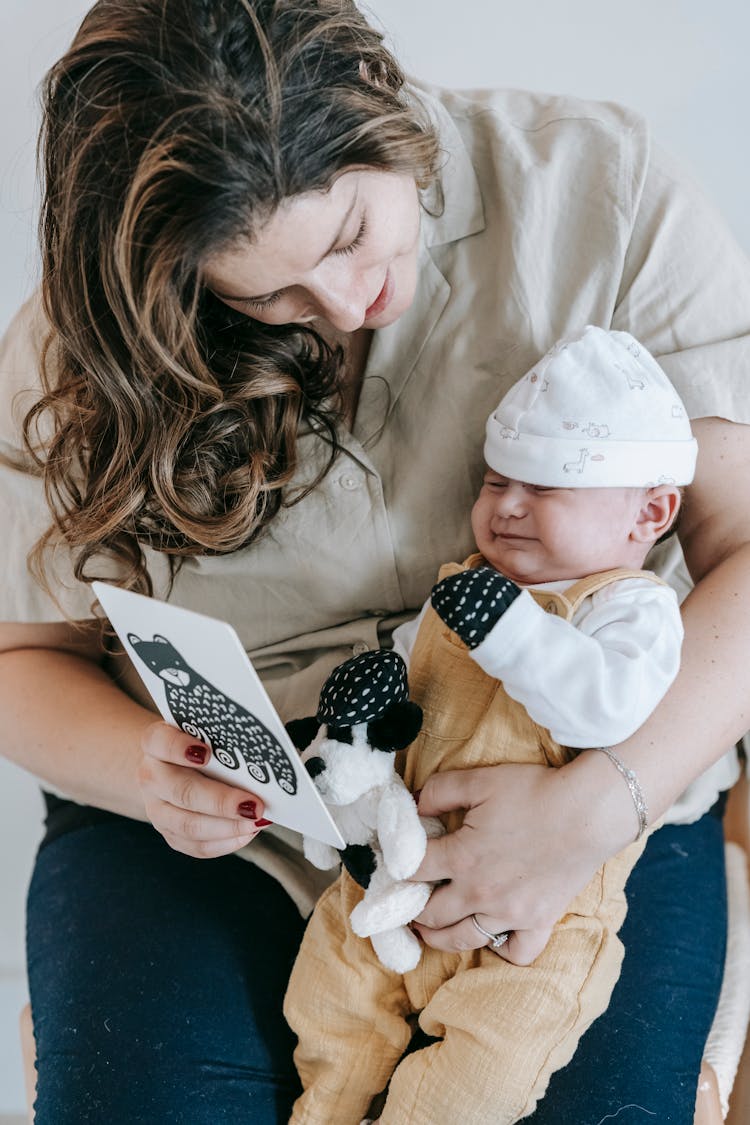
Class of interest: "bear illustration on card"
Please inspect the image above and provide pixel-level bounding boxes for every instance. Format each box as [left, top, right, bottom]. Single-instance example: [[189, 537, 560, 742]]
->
[[128, 634, 298, 794]]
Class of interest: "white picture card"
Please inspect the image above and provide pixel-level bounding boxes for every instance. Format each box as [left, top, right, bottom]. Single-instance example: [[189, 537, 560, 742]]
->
[[93, 581, 344, 848]]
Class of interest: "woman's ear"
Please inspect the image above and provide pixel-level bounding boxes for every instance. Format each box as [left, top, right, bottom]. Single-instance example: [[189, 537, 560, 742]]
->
[[631, 485, 682, 544]]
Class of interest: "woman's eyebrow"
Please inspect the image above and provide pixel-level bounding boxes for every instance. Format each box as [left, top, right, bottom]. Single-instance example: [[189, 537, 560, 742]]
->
[[211, 186, 360, 303]]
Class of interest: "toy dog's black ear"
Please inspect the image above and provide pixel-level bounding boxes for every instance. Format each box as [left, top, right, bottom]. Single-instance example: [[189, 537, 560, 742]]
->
[[367, 701, 423, 753], [304, 756, 326, 780], [285, 716, 320, 752], [326, 724, 353, 745]]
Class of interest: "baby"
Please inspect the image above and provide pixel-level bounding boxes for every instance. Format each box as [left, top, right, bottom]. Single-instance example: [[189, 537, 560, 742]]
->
[[285, 326, 698, 1125]]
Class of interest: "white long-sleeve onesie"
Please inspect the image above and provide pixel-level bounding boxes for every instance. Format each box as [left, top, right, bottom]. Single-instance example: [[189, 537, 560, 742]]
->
[[392, 575, 683, 749]]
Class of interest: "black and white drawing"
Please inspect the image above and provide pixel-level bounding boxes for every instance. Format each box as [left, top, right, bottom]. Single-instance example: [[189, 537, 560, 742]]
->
[[128, 633, 298, 795], [93, 580, 343, 845]]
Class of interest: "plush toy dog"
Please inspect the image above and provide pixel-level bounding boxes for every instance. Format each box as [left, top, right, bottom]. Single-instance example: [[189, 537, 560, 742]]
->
[[286, 650, 442, 973]]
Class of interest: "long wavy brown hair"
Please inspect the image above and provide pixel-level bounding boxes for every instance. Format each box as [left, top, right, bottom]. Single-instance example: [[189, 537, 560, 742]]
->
[[26, 0, 440, 597]]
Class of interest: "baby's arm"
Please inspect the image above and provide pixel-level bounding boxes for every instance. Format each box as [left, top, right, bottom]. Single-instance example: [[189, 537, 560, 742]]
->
[[432, 570, 683, 746], [477, 580, 682, 746], [390, 601, 429, 669]]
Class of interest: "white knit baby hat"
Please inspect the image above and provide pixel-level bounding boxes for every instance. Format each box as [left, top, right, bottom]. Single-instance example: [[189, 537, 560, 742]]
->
[[484, 326, 698, 487]]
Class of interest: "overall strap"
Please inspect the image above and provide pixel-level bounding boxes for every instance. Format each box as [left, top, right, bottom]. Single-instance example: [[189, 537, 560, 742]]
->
[[437, 557, 666, 622], [436, 552, 485, 584], [529, 567, 666, 621], [561, 568, 666, 614]]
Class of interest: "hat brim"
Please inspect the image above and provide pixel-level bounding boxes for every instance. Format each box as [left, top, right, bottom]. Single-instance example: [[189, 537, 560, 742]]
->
[[484, 425, 697, 487]]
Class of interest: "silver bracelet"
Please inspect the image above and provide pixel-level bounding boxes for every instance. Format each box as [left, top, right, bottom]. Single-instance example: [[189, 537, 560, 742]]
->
[[592, 746, 649, 841]]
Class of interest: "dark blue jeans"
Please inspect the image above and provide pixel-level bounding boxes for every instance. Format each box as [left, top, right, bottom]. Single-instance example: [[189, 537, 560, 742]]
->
[[525, 803, 727, 1124], [27, 797, 726, 1124]]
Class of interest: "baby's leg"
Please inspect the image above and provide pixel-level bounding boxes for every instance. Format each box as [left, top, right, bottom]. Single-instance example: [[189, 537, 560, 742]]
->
[[285, 872, 413, 1125], [380, 877, 637, 1125]]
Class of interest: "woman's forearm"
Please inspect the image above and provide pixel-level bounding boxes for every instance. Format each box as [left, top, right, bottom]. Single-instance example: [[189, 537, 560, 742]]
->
[[0, 646, 156, 819], [566, 541, 750, 854], [570, 415, 750, 849]]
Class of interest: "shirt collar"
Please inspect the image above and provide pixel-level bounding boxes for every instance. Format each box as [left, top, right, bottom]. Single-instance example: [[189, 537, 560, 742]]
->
[[410, 83, 485, 248]]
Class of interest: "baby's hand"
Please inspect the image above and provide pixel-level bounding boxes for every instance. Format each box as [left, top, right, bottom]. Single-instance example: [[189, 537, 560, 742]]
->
[[430, 567, 521, 648]]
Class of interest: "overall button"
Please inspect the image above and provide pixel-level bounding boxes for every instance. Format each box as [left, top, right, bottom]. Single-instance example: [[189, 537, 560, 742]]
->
[[352, 641, 370, 657], [339, 473, 362, 491]]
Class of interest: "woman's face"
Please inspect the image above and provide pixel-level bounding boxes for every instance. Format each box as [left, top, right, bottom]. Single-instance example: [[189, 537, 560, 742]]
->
[[203, 169, 421, 333]]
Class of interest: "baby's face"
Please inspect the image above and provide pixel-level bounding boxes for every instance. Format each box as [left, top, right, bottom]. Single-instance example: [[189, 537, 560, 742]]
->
[[471, 470, 648, 584]]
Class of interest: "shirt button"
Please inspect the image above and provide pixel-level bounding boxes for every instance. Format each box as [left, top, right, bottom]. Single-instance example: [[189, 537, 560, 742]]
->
[[339, 473, 362, 491], [352, 641, 370, 657]]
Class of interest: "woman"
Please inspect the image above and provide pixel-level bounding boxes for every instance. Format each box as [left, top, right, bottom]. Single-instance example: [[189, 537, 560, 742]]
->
[[1, 1, 748, 1121]]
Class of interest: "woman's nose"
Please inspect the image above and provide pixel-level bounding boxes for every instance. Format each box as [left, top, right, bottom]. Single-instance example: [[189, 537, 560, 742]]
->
[[311, 261, 371, 332]]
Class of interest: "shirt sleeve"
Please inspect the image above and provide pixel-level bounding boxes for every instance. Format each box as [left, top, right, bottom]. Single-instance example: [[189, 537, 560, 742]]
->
[[0, 294, 97, 622], [613, 142, 750, 424], [390, 601, 429, 669], [470, 579, 683, 747]]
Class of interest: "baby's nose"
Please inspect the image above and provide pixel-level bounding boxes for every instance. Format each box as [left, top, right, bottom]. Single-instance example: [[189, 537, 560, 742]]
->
[[494, 483, 527, 516]]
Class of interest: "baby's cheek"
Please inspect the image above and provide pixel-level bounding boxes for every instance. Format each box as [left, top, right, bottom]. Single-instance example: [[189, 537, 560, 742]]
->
[[469, 498, 486, 540]]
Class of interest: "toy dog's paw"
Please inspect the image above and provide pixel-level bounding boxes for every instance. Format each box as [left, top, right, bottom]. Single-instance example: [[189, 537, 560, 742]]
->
[[302, 835, 340, 871], [370, 925, 423, 973], [430, 567, 520, 648], [386, 837, 426, 882], [350, 879, 431, 937]]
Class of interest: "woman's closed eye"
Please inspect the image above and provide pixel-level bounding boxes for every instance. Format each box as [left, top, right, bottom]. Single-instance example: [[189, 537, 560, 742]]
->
[[333, 214, 367, 257], [216, 214, 368, 313], [242, 291, 283, 312]]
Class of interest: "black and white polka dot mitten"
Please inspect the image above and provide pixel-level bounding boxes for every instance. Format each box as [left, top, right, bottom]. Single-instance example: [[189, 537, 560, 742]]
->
[[430, 567, 521, 649]]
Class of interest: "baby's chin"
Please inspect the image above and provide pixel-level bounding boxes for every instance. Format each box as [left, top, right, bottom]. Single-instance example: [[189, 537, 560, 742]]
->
[[480, 554, 575, 587], [478, 546, 536, 585], [481, 559, 537, 585]]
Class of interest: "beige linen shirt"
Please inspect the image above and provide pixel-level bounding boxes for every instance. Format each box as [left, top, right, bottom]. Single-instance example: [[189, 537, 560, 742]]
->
[[1, 85, 748, 912]]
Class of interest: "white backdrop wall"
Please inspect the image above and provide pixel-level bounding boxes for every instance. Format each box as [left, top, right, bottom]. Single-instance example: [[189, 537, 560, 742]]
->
[[1, 0, 749, 1114]]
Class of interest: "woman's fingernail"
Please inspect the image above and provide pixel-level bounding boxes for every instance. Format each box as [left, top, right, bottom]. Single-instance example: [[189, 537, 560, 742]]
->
[[238, 800, 258, 819], [254, 818, 272, 828], [185, 745, 207, 765]]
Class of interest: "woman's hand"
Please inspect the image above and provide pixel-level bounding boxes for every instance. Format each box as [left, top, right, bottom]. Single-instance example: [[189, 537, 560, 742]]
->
[[138, 720, 269, 858], [411, 756, 634, 963]]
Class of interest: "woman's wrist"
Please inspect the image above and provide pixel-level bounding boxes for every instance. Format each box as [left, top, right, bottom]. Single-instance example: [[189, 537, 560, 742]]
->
[[589, 747, 649, 840], [558, 749, 646, 862]]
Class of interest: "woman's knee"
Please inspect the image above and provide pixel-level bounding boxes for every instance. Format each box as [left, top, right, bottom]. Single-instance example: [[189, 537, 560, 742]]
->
[[27, 816, 304, 1122]]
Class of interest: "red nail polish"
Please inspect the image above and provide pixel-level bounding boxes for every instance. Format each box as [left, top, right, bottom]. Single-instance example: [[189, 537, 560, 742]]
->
[[254, 818, 272, 828], [238, 800, 257, 819], [185, 745, 207, 765]]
